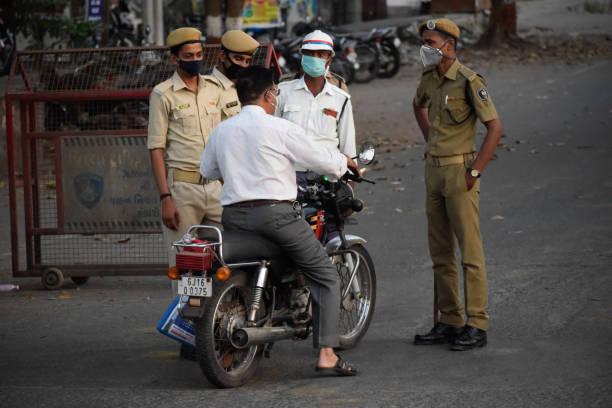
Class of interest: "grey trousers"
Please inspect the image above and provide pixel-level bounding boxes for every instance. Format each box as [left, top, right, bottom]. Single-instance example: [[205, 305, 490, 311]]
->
[[222, 202, 340, 348]]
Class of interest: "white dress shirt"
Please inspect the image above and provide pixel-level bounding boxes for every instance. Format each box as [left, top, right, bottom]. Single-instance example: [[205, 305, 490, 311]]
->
[[275, 76, 356, 171], [200, 105, 348, 206]]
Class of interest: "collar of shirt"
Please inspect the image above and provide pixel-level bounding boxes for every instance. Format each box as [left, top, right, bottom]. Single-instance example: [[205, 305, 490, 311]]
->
[[296, 75, 335, 97], [170, 71, 206, 92], [241, 104, 266, 115], [212, 67, 234, 90], [433, 59, 461, 82]]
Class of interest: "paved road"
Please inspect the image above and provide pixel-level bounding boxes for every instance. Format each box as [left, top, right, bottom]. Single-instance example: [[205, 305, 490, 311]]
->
[[1, 58, 612, 407]]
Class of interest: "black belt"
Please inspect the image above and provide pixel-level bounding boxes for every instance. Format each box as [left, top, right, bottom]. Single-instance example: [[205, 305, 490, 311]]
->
[[225, 200, 293, 208]]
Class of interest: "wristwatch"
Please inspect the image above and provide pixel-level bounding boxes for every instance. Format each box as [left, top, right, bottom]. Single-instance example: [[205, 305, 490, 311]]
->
[[468, 168, 481, 178]]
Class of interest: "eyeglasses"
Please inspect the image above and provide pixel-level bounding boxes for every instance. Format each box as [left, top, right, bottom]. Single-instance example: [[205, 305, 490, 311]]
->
[[266, 87, 280, 96]]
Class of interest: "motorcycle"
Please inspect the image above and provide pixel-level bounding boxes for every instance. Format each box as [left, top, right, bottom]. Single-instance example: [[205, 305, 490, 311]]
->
[[0, 8, 15, 76], [345, 27, 401, 81], [168, 143, 378, 388]]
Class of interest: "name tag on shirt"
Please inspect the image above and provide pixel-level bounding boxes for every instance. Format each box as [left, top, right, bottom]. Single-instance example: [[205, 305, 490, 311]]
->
[[322, 108, 338, 118]]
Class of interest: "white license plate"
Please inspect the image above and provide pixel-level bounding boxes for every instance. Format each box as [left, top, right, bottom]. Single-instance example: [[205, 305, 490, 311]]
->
[[178, 277, 212, 297]]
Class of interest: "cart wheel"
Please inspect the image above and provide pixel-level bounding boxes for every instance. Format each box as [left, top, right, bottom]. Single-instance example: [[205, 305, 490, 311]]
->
[[70, 276, 89, 286], [42, 267, 64, 290]]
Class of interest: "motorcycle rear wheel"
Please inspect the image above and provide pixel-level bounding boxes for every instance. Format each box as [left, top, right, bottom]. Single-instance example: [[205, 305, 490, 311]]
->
[[353, 44, 380, 83], [336, 244, 376, 349], [377, 39, 401, 79], [196, 271, 262, 388]]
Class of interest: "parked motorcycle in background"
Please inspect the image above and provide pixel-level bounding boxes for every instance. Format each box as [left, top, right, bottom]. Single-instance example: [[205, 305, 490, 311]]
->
[[0, 8, 15, 76], [165, 144, 378, 388]]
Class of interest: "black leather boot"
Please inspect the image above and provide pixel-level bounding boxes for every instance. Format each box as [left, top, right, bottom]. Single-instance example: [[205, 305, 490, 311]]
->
[[450, 325, 487, 350], [414, 322, 463, 345]]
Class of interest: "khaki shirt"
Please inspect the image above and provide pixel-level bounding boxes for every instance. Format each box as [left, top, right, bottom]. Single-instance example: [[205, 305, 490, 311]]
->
[[211, 67, 241, 121], [147, 71, 223, 171], [414, 59, 498, 156]]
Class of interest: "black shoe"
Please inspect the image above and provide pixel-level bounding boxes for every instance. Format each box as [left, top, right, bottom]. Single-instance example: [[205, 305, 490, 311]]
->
[[414, 322, 463, 345], [450, 326, 487, 351]]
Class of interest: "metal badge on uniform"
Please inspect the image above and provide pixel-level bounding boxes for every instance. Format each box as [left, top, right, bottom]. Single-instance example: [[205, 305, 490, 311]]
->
[[322, 108, 338, 118], [477, 87, 489, 102], [174, 103, 190, 111], [226, 101, 239, 108], [427, 20, 436, 30]]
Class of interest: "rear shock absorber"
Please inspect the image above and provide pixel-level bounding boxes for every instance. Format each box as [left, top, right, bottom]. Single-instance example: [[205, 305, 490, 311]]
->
[[248, 261, 269, 324]]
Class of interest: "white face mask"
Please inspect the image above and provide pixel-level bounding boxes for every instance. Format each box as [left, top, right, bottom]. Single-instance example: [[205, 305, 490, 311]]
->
[[419, 39, 452, 67], [420, 45, 443, 67]]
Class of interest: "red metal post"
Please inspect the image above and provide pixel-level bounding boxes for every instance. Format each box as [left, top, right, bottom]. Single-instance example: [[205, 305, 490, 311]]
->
[[20, 102, 33, 270], [28, 102, 42, 264], [5, 96, 19, 275], [55, 134, 64, 233]]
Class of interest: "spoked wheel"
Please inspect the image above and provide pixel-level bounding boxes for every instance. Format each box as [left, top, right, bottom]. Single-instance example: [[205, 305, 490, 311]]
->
[[196, 271, 262, 388], [353, 44, 380, 83], [377, 40, 401, 79], [335, 244, 376, 349]]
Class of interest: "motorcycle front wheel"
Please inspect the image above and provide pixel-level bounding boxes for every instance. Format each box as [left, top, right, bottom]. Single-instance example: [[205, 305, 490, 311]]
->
[[335, 244, 377, 349], [196, 271, 262, 388]]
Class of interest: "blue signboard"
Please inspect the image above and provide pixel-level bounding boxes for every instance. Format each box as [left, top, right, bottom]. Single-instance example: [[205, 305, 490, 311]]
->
[[86, 0, 104, 21]]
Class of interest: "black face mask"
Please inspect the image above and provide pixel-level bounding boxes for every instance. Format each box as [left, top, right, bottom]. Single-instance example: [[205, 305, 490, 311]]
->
[[178, 59, 203, 77], [223, 58, 246, 80]]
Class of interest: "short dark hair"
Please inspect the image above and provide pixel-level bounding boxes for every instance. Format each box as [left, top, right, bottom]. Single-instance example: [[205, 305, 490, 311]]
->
[[236, 67, 275, 105], [170, 40, 203, 56]]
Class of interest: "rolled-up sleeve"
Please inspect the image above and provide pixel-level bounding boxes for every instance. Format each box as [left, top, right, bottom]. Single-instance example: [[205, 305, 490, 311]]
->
[[200, 129, 221, 180], [338, 97, 356, 159], [147, 91, 169, 150], [413, 79, 429, 109]]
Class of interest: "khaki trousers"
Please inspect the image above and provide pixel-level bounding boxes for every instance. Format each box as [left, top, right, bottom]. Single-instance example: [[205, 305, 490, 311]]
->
[[162, 169, 222, 295], [425, 160, 489, 331]]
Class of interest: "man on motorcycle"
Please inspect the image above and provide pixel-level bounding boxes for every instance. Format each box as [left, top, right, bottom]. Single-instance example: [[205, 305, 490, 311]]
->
[[200, 66, 361, 376], [275, 30, 357, 186]]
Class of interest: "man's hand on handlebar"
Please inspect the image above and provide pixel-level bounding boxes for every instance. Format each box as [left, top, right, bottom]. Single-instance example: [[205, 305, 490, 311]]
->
[[344, 154, 362, 178]]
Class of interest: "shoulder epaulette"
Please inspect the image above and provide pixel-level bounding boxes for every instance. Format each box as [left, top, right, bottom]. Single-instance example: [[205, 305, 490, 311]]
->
[[458, 64, 479, 82], [279, 77, 299, 85], [202, 74, 222, 86], [152, 79, 172, 95], [329, 83, 350, 99]]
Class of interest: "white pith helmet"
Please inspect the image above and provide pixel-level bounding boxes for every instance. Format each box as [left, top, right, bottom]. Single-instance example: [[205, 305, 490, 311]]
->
[[300, 30, 335, 57]]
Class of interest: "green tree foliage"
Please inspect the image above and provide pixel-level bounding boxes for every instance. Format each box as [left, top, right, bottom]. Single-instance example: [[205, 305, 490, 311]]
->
[[5, 0, 101, 49]]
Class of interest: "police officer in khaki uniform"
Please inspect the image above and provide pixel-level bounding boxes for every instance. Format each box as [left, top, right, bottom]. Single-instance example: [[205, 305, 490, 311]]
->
[[147, 28, 257, 270], [211, 30, 260, 121], [412, 19, 502, 350]]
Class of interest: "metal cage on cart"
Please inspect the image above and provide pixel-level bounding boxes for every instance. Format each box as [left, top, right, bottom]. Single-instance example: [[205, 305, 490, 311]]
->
[[5, 44, 280, 290]]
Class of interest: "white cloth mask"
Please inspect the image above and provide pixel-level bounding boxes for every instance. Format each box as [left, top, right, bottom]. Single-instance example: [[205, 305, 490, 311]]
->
[[419, 39, 453, 67]]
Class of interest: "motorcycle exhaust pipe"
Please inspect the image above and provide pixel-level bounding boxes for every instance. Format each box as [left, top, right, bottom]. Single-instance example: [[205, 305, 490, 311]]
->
[[230, 326, 308, 349]]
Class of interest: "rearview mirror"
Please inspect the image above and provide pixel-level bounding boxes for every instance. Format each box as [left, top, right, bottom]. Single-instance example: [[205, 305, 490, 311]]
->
[[358, 142, 376, 165]]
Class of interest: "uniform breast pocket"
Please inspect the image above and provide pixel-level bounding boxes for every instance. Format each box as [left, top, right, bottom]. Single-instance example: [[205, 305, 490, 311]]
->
[[444, 99, 472, 125], [171, 107, 197, 133], [203, 104, 221, 135], [222, 105, 240, 120], [282, 104, 302, 123]]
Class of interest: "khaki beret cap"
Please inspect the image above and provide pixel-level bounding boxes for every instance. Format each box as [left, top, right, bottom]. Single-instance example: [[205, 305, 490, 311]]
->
[[221, 30, 260, 54], [418, 18, 460, 40], [166, 27, 202, 48]]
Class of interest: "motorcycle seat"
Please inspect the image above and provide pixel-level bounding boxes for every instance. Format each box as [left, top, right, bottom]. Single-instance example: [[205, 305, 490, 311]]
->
[[200, 229, 284, 264]]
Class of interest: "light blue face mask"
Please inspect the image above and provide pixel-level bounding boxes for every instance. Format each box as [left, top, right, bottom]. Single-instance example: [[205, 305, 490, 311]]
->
[[301, 55, 327, 78]]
